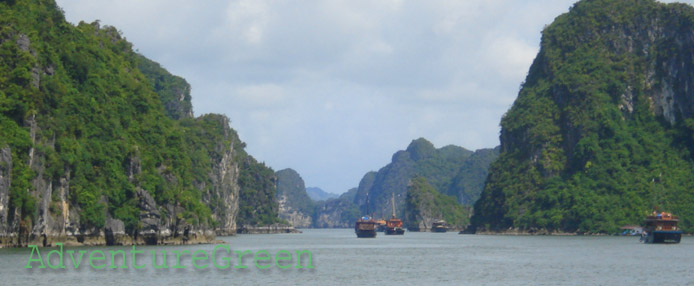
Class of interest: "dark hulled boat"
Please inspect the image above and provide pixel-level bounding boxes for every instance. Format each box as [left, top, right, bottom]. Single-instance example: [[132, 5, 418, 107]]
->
[[642, 211, 682, 244], [385, 218, 405, 235], [355, 216, 377, 238], [431, 220, 448, 233], [385, 193, 404, 235]]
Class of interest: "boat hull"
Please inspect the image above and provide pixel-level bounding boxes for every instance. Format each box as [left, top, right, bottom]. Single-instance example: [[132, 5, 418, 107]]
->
[[355, 219, 377, 238], [645, 230, 682, 244], [385, 227, 404, 235], [431, 227, 447, 233], [355, 230, 377, 238]]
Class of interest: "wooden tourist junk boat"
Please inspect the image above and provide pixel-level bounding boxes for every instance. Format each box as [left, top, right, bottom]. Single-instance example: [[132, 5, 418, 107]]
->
[[355, 216, 377, 238], [642, 211, 682, 244], [431, 220, 448, 233], [385, 194, 405, 235]]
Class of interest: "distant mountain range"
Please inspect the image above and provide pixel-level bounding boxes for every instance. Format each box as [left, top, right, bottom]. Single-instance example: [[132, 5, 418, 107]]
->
[[306, 187, 338, 201], [274, 138, 498, 229]]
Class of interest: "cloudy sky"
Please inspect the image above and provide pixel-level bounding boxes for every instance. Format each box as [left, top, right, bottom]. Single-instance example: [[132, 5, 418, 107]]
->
[[55, 0, 692, 194]]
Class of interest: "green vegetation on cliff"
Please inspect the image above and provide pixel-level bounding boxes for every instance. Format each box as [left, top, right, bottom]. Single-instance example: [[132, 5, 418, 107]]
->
[[405, 177, 468, 229], [0, 0, 279, 240], [472, 0, 694, 234], [355, 138, 497, 220], [237, 156, 282, 226], [275, 168, 315, 216]]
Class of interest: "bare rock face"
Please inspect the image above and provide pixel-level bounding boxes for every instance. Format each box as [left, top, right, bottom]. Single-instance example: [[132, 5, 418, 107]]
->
[[277, 194, 312, 228], [0, 116, 239, 247], [275, 168, 313, 228], [136, 187, 160, 240], [313, 198, 355, 228], [0, 3, 245, 248], [210, 138, 240, 235], [132, 187, 215, 246], [0, 147, 11, 237], [196, 115, 240, 236]]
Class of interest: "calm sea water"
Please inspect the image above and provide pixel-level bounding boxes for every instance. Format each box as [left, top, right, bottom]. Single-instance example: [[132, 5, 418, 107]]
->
[[0, 229, 692, 285]]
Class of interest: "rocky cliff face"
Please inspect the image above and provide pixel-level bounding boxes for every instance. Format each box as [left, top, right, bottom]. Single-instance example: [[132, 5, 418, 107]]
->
[[404, 177, 468, 231], [354, 138, 496, 221], [0, 147, 11, 238], [277, 196, 312, 228], [313, 198, 356, 228], [0, 115, 241, 247], [309, 188, 360, 228], [275, 169, 313, 228], [136, 54, 194, 120], [0, 0, 248, 247], [199, 115, 240, 236], [472, 0, 694, 233]]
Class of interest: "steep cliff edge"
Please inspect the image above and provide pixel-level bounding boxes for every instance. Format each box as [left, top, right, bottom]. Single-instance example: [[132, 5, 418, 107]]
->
[[0, 0, 280, 246], [472, 0, 694, 234], [405, 177, 468, 231], [275, 169, 313, 228]]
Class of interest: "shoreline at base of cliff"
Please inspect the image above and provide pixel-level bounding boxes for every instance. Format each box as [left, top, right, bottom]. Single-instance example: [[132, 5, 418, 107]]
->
[[236, 224, 301, 234]]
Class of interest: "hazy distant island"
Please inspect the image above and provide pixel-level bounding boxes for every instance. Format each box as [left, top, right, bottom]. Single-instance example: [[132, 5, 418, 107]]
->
[[305, 187, 338, 202]]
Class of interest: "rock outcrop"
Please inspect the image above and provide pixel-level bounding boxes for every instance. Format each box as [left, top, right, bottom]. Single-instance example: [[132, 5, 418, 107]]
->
[[353, 138, 496, 222], [313, 197, 359, 228], [0, 147, 11, 239], [275, 169, 313, 228], [471, 0, 694, 234], [0, 0, 250, 247], [404, 177, 468, 231]]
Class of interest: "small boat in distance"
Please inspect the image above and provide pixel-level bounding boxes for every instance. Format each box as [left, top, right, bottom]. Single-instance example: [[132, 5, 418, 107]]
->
[[385, 193, 405, 235], [642, 211, 681, 244], [431, 220, 448, 233], [355, 216, 377, 238]]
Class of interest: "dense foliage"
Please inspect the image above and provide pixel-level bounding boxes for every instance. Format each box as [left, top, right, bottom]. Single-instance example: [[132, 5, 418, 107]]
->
[[236, 155, 283, 226], [135, 54, 193, 120], [0, 0, 280, 235], [446, 146, 500, 205], [405, 177, 469, 228], [355, 138, 497, 219], [472, 0, 694, 233], [275, 168, 315, 216]]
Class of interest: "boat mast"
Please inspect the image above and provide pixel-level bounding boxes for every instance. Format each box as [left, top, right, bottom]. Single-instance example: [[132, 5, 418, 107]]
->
[[391, 193, 396, 219], [365, 191, 371, 218]]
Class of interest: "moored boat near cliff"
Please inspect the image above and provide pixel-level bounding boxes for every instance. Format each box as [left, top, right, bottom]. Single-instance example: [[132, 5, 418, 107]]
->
[[642, 211, 682, 244]]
